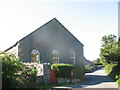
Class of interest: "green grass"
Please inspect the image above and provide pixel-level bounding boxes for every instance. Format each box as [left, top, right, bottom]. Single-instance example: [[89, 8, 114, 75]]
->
[[116, 78, 120, 87], [104, 64, 120, 87], [115, 75, 120, 87]]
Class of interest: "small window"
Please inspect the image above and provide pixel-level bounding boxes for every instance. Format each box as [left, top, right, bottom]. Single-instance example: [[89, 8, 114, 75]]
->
[[52, 50, 59, 63], [31, 49, 40, 62], [69, 50, 75, 65]]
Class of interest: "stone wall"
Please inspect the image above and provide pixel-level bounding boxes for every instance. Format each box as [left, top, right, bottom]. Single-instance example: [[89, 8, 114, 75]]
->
[[57, 78, 81, 84], [22, 62, 83, 85], [23, 62, 51, 85]]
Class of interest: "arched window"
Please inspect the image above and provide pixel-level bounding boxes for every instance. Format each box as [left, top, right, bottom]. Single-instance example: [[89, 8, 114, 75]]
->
[[69, 50, 75, 65], [52, 50, 59, 63], [31, 49, 40, 62]]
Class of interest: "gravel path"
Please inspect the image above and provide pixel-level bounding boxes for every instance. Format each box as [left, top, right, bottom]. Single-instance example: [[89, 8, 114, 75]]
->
[[53, 68, 118, 89]]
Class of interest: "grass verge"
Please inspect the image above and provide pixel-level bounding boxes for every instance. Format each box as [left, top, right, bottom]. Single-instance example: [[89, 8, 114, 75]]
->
[[104, 64, 120, 87], [116, 78, 120, 87]]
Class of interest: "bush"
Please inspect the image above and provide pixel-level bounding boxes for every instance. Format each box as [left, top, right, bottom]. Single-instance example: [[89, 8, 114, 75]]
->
[[104, 63, 120, 87], [105, 64, 117, 76], [73, 65, 85, 79], [19, 65, 38, 88], [1, 52, 37, 88], [105, 64, 120, 83], [85, 65, 92, 69], [51, 63, 74, 78], [51, 63, 85, 79], [116, 77, 120, 87], [1, 52, 25, 88]]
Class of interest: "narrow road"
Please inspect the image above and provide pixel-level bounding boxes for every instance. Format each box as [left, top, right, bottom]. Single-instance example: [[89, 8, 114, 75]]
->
[[81, 68, 118, 88], [53, 68, 118, 89]]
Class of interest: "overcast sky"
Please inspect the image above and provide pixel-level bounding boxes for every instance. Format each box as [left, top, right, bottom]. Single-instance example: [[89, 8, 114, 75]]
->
[[0, 0, 118, 61]]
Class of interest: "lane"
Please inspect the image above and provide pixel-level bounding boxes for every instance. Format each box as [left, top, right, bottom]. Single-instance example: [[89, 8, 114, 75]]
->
[[53, 68, 118, 88], [81, 68, 118, 88]]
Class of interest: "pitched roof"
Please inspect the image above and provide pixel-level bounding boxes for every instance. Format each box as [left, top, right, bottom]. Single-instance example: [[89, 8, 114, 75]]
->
[[5, 18, 84, 51], [4, 42, 18, 52], [54, 18, 84, 46], [19, 18, 83, 46], [19, 18, 56, 42]]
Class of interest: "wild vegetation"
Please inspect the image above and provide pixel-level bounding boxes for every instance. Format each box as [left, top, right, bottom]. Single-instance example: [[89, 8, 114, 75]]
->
[[1, 52, 86, 88], [85, 58, 103, 73], [100, 34, 120, 87], [0, 52, 37, 88]]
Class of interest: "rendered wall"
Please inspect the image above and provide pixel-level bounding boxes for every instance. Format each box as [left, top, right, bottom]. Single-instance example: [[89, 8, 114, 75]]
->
[[18, 19, 86, 65]]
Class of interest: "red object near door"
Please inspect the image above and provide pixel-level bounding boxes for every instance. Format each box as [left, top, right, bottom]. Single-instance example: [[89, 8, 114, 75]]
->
[[50, 70, 57, 84]]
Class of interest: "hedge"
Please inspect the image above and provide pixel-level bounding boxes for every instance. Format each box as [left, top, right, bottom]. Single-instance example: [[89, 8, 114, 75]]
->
[[51, 63, 74, 78], [105, 64, 118, 80], [51, 63, 85, 79], [73, 65, 85, 79], [105, 64, 120, 87]]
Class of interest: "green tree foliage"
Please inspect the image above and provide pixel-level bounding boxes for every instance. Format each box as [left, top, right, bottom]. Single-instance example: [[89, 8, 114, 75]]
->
[[0, 52, 37, 88], [100, 34, 120, 87], [1, 52, 25, 88], [100, 34, 120, 65], [93, 58, 102, 65]]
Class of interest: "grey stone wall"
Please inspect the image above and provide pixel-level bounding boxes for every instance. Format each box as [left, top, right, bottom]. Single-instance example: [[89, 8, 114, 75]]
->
[[22, 62, 83, 85], [57, 78, 81, 84], [23, 62, 51, 85]]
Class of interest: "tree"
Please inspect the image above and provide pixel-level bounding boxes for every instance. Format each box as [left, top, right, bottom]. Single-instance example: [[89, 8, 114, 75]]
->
[[100, 34, 120, 65], [0, 52, 25, 88], [100, 35, 120, 87], [93, 58, 102, 65], [0, 52, 37, 88]]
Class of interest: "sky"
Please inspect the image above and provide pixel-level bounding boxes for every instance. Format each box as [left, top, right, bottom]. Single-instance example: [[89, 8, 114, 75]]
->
[[0, 0, 119, 61]]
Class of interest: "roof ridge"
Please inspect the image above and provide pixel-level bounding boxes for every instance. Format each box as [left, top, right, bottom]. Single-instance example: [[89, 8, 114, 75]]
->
[[19, 18, 57, 41], [54, 18, 84, 46], [5, 18, 84, 51], [4, 18, 56, 51]]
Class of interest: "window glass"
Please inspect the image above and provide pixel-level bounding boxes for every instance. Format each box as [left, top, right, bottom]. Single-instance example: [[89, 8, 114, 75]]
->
[[31, 49, 40, 62], [69, 50, 75, 65], [52, 50, 59, 63]]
